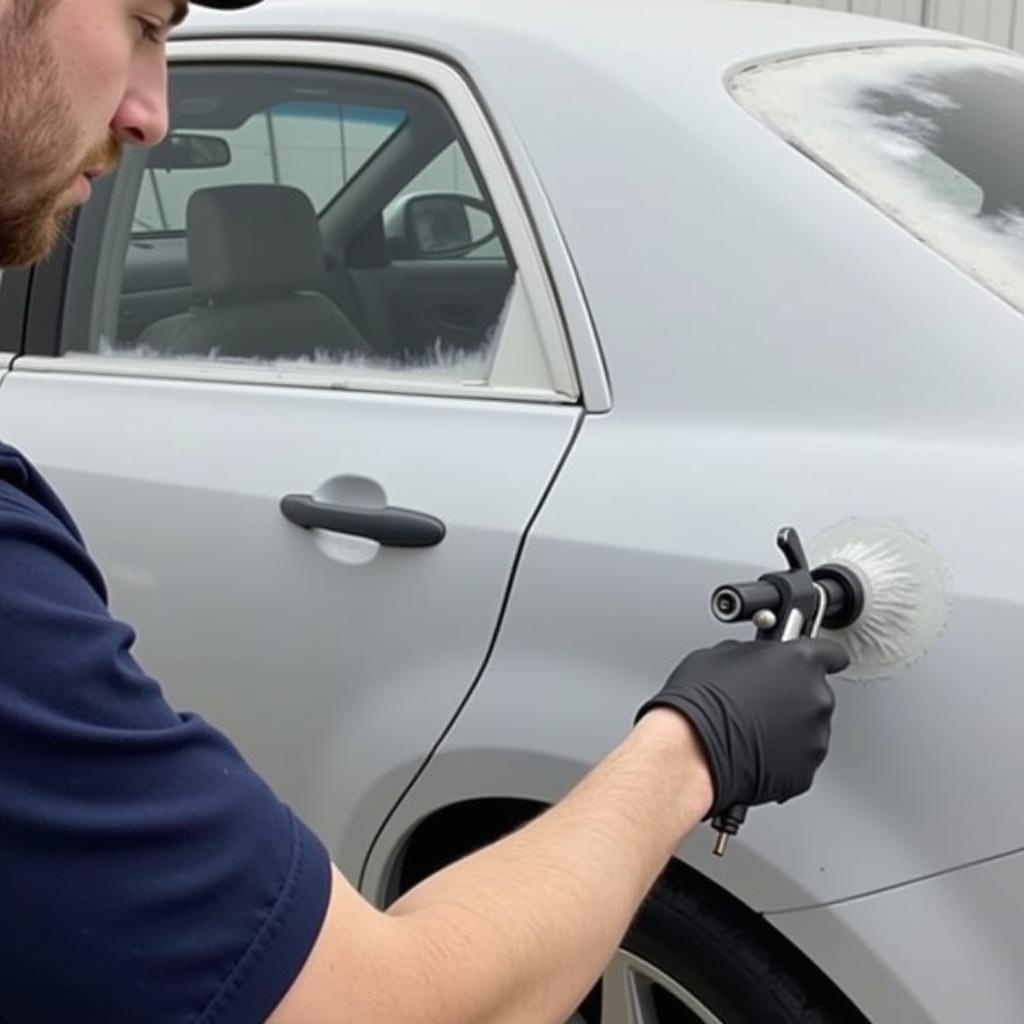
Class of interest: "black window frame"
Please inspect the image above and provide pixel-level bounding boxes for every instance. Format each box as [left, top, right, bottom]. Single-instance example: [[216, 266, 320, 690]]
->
[[0, 267, 32, 355], [22, 223, 75, 358], [2, 223, 72, 359]]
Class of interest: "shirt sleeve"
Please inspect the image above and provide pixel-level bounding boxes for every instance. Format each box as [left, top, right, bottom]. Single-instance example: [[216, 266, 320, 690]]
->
[[0, 446, 332, 1024]]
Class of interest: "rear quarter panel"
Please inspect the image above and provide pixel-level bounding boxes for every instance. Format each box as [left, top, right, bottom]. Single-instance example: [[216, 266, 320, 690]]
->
[[361, 33, 1024, 1021]]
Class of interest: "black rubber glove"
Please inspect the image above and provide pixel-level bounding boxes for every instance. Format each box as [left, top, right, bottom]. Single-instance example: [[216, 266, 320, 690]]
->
[[637, 639, 849, 816]]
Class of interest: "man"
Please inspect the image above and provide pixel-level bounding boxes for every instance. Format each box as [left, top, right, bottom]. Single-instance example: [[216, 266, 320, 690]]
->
[[0, 1, 849, 1021]]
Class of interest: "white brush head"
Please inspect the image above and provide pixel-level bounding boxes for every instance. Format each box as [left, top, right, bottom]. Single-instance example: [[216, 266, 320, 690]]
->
[[810, 520, 951, 681]]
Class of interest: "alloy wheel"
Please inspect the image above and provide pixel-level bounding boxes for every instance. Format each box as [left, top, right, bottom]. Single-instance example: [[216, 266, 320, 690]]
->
[[567, 948, 728, 1024]]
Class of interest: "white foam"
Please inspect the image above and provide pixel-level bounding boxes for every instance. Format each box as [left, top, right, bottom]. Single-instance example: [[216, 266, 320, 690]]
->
[[732, 46, 1024, 314]]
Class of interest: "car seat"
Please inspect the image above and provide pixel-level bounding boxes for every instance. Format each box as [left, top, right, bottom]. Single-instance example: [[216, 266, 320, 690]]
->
[[136, 184, 368, 361]]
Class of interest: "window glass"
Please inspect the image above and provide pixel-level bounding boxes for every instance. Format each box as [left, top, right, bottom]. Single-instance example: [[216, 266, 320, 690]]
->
[[133, 102, 405, 233], [61, 64, 518, 385], [731, 46, 1024, 313], [403, 142, 481, 197], [386, 143, 506, 260]]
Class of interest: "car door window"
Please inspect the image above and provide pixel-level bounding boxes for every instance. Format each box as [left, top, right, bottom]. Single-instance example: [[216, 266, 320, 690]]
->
[[386, 143, 507, 261], [58, 63, 553, 393], [133, 101, 405, 233]]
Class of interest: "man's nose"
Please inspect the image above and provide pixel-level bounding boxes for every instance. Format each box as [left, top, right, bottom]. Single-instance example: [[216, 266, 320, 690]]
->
[[110, 61, 170, 147]]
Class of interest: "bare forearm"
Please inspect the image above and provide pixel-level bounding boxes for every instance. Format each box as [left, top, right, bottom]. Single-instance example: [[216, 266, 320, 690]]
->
[[386, 709, 713, 1024]]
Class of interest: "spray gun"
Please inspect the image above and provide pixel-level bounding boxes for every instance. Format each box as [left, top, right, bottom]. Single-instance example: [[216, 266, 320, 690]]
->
[[708, 526, 865, 857]]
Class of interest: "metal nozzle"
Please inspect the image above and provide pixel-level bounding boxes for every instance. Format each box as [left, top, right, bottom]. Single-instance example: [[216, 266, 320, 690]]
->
[[712, 587, 744, 622], [710, 580, 783, 625]]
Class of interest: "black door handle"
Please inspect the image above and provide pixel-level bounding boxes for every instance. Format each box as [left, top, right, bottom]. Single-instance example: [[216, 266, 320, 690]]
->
[[280, 494, 446, 548]]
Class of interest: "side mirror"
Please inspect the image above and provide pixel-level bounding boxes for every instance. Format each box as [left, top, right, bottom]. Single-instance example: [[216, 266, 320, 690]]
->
[[385, 193, 498, 259], [148, 133, 232, 171]]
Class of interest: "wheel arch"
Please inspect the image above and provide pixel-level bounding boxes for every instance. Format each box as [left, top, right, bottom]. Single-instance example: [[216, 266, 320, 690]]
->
[[382, 795, 871, 1021]]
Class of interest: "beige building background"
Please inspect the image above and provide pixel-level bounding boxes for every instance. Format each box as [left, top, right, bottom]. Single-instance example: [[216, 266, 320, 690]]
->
[[754, 0, 1024, 50]]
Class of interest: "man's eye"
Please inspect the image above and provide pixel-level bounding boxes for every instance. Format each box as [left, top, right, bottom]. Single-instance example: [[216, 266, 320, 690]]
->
[[135, 17, 164, 43]]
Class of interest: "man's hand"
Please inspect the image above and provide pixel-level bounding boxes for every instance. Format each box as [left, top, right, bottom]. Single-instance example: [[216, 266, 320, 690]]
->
[[637, 638, 849, 815]]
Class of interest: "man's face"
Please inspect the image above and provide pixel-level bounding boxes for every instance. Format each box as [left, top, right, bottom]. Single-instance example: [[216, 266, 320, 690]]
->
[[0, 0, 179, 267]]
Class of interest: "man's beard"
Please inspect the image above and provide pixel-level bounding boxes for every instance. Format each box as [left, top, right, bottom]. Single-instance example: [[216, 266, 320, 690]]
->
[[0, 4, 121, 267]]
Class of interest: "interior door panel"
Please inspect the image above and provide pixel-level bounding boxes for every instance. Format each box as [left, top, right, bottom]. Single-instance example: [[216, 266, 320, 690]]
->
[[352, 260, 515, 357]]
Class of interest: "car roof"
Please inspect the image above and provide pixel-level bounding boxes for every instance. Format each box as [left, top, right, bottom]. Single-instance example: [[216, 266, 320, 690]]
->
[[179, 0, 956, 73]]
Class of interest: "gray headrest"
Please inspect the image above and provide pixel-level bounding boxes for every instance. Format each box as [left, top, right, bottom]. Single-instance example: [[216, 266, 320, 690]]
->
[[187, 185, 326, 298]]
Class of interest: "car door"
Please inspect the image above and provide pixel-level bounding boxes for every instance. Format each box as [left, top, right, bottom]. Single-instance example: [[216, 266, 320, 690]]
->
[[0, 39, 582, 877]]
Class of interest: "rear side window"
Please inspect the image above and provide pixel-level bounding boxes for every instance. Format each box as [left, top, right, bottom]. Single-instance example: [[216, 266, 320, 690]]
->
[[731, 46, 1024, 313]]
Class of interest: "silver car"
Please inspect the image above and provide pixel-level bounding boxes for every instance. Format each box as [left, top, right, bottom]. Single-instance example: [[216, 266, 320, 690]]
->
[[0, 1, 1021, 1020]]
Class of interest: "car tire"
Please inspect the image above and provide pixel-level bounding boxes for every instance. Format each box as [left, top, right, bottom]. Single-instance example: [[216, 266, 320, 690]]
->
[[570, 861, 868, 1024]]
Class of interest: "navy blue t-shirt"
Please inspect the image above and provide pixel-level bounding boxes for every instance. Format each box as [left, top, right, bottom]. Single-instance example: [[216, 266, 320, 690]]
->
[[0, 443, 331, 1023]]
